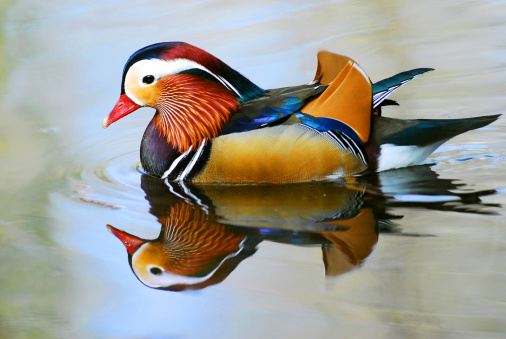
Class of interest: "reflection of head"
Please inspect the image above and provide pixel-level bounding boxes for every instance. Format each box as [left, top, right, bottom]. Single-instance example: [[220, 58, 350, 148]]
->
[[109, 203, 257, 291]]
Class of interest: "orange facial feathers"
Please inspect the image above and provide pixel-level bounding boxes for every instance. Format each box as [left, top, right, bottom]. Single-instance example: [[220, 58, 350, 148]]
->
[[154, 74, 239, 153]]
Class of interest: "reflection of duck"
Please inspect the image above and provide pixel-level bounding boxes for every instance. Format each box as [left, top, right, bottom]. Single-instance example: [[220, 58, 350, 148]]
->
[[102, 42, 499, 183], [108, 175, 380, 290], [108, 166, 498, 291], [108, 204, 258, 291]]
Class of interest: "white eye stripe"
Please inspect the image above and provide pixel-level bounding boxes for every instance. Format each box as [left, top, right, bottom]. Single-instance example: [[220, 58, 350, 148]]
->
[[124, 58, 241, 103], [132, 239, 246, 288]]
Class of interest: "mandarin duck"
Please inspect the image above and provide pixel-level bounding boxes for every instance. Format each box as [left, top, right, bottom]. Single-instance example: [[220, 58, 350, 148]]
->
[[103, 41, 500, 183]]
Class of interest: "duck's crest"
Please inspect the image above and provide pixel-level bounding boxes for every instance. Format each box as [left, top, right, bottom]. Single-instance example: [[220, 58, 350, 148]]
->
[[121, 42, 265, 101]]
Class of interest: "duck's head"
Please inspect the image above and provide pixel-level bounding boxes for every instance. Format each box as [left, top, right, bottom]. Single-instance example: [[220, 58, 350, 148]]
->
[[103, 42, 264, 152]]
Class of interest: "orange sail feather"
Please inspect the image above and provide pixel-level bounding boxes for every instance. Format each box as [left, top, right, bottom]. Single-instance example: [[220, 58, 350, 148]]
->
[[302, 51, 372, 142]]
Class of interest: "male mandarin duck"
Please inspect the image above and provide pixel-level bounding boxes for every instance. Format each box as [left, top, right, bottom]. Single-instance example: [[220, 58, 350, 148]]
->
[[103, 42, 500, 184]]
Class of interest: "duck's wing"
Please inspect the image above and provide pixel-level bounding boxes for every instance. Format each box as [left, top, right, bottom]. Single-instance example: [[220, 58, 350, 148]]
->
[[223, 51, 375, 144], [221, 83, 326, 135]]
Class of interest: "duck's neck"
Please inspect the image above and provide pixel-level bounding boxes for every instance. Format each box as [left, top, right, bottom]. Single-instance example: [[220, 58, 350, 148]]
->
[[140, 118, 181, 177], [153, 74, 241, 153]]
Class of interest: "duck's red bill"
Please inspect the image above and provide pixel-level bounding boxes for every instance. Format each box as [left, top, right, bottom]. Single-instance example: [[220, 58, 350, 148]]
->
[[107, 224, 146, 255], [103, 94, 140, 128]]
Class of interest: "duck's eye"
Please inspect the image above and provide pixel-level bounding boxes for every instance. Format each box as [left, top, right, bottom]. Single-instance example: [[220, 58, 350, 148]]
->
[[142, 75, 155, 85], [150, 267, 163, 275]]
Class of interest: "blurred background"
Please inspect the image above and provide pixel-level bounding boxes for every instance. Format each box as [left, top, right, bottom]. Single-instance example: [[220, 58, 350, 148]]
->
[[0, 0, 505, 338]]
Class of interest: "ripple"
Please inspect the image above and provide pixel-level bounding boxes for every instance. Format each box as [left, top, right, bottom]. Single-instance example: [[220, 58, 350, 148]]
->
[[454, 154, 497, 162], [392, 194, 460, 203], [64, 126, 146, 211]]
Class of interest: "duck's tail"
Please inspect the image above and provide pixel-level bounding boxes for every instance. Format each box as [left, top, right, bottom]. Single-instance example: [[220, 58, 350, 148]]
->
[[367, 114, 501, 172], [301, 51, 500, 172]]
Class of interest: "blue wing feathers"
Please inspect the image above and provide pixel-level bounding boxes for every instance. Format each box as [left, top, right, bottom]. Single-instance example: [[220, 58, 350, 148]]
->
[[293, 113, 363, 144], [372, 68, 434, 108], [372, 68, 434, 94], [223, 88, 363, 144], [222, 96, 307, 134]]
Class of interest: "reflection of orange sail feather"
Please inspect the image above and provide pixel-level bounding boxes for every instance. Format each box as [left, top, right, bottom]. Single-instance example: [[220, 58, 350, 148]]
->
[[318, 209, 378, 276]]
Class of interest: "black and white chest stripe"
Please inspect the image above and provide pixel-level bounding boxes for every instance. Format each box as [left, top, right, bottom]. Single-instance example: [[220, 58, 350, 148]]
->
[[161, 140, 211, 181]]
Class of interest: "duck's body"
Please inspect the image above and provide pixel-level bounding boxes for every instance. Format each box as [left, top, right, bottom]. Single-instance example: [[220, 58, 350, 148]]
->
[[104, 42, 499, 184]]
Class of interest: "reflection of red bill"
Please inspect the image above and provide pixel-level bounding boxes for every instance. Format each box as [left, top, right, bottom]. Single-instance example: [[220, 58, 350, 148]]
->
[[107, 224, 145, 255]]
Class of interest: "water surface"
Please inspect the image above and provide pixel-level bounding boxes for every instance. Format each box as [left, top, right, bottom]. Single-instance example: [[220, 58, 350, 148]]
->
[[1, 0, 505, 338]]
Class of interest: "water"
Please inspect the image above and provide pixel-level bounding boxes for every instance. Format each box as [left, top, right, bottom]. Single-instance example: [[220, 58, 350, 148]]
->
[[1, 0, 505, 338]]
